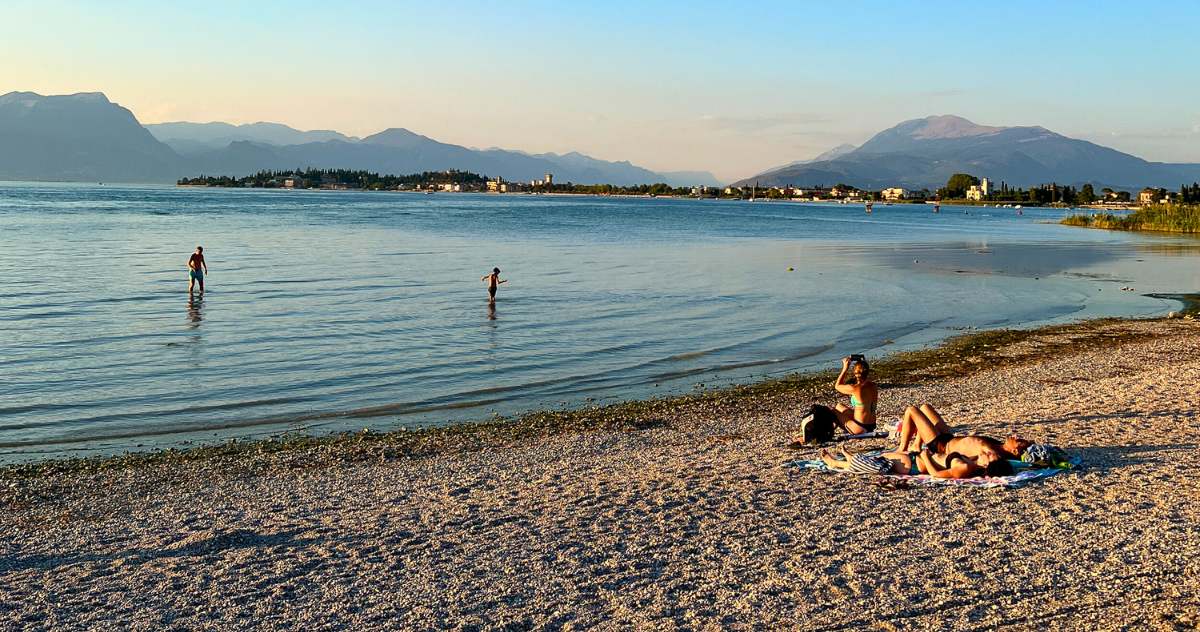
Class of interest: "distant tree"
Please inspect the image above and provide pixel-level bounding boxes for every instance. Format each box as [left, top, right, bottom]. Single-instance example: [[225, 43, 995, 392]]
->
[[939, 173, 980, 199], [1078, 183, 1096, 205]]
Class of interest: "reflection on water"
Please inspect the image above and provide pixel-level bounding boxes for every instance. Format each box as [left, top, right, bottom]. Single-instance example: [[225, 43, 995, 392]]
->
[[187, 295, 203, 326], [0, 182, 1197, 462]]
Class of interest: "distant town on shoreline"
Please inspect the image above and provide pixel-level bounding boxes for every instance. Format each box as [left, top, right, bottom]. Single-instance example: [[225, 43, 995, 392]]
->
[[178, 168, 1200, 209]]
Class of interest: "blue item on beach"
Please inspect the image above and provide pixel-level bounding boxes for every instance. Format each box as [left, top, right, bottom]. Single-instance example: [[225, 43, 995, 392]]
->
[[1022, 444, 1071, 468]]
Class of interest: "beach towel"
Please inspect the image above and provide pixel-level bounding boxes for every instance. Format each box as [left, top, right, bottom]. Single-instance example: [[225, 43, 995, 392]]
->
[[788, 451, 1078, 489]]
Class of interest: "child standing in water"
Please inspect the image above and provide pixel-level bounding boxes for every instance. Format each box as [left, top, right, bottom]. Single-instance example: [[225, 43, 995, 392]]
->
[[481, 267, 507, 303], [187, 246, 208, 294]]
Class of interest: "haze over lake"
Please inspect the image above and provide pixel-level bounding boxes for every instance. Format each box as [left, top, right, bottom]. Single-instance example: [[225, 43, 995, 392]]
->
[[1, 182, 1197, 462]]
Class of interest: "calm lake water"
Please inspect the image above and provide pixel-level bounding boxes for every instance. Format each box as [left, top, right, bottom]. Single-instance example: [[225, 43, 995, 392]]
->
[[2, 182, 1197, 462]]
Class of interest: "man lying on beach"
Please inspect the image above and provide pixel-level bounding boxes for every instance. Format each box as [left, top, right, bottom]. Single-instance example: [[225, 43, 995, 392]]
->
[[187, 246, 208, 294], [481, 267, 507, 304], [894, 403, 1030, 464]]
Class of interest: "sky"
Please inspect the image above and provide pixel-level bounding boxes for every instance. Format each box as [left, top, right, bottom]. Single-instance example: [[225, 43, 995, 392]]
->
[[3, 0, 1199, 181]]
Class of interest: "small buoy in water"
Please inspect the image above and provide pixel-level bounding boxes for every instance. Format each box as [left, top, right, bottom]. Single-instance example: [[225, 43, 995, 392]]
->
[[787, 267, 794, 271]]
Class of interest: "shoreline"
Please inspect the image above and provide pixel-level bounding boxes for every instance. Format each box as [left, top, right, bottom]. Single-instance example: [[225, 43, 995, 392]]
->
[[5, 304, 1196, 483], [4, 313, 1200, 628]]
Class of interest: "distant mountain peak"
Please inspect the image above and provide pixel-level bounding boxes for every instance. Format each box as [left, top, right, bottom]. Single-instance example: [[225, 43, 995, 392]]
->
[[734, 114, 1200, 190], [0, 90, 111, 105], [363, 127, 431, 145], [900, 114, 1003, 139]]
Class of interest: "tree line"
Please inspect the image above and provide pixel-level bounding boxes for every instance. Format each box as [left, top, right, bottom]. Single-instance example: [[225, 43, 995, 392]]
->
[[178, 168, 489, 189]]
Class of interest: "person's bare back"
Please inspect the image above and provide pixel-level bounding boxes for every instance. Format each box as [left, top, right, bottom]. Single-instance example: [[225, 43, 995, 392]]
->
[[480, 267, 507, 303]]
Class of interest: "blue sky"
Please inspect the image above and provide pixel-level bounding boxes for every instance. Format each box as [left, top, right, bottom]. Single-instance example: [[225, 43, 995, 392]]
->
[[3, 0, 1198, 180]]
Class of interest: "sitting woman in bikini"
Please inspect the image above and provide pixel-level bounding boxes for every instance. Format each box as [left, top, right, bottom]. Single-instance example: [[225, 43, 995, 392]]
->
[[895, 403, 1029, 465], [832, 356, 878, 434]]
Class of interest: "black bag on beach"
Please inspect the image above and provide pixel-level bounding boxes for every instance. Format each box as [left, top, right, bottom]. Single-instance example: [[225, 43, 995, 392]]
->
[[797, 404, 837, 445]]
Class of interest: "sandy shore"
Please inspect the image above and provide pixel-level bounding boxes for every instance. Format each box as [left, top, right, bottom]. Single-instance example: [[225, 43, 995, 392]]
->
[[3, 318, 1200, 630]]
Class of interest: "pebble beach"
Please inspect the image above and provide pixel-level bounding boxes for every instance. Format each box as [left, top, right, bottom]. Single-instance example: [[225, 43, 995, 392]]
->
[[3, 317, 1199, 630]]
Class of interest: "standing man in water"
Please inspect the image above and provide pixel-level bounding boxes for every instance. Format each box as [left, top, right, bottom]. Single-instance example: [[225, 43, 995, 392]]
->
[[188, 246, 208, 294], [481, 267, 506, 304]]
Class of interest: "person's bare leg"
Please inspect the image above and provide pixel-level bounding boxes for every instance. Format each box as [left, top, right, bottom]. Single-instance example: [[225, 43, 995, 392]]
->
[[198, 277, 204, 294], [820, 448, 849, 470], [832, 403, 871, 433], [896, 406, 919, 451], [919, 404, 951, 434], [898, 406, 942, 450]]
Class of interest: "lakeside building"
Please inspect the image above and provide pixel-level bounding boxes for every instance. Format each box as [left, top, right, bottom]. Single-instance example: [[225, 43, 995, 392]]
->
[[488, 178, 524, 193], [882, 187, 906, 201], [1139, 188, 1161, 205], [965, 178, 992, 201]]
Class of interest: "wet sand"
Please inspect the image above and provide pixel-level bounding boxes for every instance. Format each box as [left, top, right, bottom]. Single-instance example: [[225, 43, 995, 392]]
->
[[2, 318, 1199, 630]]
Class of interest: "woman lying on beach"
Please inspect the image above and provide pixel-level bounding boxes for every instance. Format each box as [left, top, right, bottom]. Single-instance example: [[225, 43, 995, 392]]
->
[[819, 443, 1013, 479], [832, 356, 878, 434], [895, 404, 1030, 463], [819, 446, 921, 476]]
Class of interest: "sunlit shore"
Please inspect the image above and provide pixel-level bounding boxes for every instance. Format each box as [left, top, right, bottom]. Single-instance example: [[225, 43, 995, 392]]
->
[[3, 313, 1199, 628]]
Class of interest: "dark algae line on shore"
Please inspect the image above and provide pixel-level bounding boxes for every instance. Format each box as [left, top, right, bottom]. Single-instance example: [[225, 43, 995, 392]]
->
[[3, 312, 1197, 487]]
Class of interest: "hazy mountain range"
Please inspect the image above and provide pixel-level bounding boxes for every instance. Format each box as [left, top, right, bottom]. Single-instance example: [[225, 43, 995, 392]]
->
[[4, 92, 1198, 191], [0, 92, 720, 186], [735, 115, 1200, 191]]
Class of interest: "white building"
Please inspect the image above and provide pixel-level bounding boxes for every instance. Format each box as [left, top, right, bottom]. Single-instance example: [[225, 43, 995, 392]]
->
[[882, 187, 906, 201]]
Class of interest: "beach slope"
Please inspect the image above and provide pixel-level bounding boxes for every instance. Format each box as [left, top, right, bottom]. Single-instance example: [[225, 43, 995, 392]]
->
[[2, 320, 1199, 630]]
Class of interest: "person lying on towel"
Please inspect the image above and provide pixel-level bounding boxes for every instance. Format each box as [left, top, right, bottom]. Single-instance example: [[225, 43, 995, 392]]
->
[[894, 403, 1030, 464], [819, 443, 1012, 479]]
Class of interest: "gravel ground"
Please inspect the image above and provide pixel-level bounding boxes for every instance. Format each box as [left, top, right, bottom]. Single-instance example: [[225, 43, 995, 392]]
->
[[2, 319, 1199, 631]]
